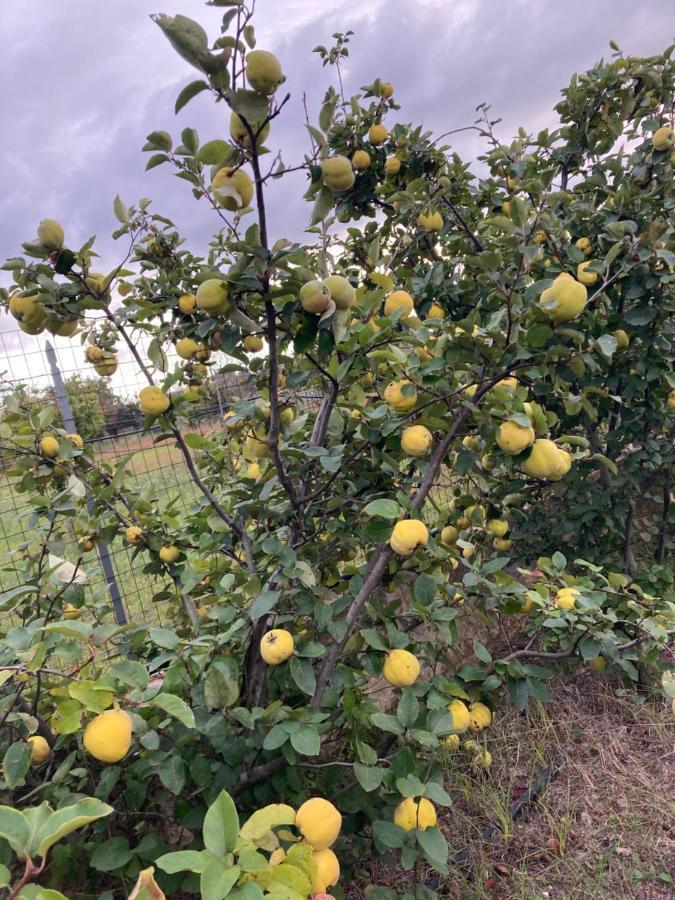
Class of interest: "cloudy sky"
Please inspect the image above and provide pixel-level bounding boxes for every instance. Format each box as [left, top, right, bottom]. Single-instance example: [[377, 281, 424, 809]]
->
[[0, 0, 673, 391]]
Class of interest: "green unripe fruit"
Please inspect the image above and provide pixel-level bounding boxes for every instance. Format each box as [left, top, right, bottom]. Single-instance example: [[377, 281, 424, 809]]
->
[[246, 50, 283, 95], [37, 218, 65, 250]]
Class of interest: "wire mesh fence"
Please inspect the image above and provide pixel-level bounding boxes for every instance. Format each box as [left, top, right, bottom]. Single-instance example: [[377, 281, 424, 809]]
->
[[0, 321, 273, 627], [1, 318, 457, 627]]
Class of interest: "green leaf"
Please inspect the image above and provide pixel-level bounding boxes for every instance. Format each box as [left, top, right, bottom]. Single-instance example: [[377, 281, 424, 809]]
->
[[175, 79, 210, 113], [416, 826, 449, 873], [204, 661, 240, 710], [413, 574, 436, 604], [203, 790, 240, 856], [148, 693, 195, 728], [371, 713, 403, 735], [146, 153, 170, 171], [148, 626, 180, 649], [591, 453, 618, 476], [160, 756, 186, 795], [239, 804, 296, 842], [201, 858, 240, 900], [596, 334, 617, 359], [152, 14, 209, 69], [110, 659, 149, 690], [372, 820, 405, 849], [290, 656, 316, 696], [17, 888, 68, 900], [0, 807, 30, 858], [3, 741, 32, 789], [551, 551, 567, 569], [424, 781, 452, 807], [228, 90, 270, 127], [0, 863, 9, 888], [290, 726, 321, 756], [156, 849, 207, 874], [90, 836, 133, 871], [34, 798, 114, 858], [310, 186, 334, 225], [397, 688, 419, 728], [353, 764, 384, 792], [197, 140, 232, 166], [113, 194, 129, 224], [364, 499, 401, 519], [473, 640, 492, 664], [661, 671, 675, 699]]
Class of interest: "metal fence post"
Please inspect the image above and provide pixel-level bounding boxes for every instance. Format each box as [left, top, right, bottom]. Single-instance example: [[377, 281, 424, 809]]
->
[[44, 340, 128, 625]]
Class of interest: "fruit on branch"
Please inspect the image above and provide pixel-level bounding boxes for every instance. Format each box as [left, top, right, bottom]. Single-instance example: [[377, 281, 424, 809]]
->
[[212, 166, 254, 211], [9, 292, 47, 333], [39, 435, 59, 458], [159, 545, 180, 564], [379, 81, 394, 98], [37, 218, 65, 250], [440, 525, 458, 546], [300, 279, 332, 314], [538, 272, 588, 322], [496, 420, 535, 455], [426, 302, 444, 318], [383, 648, 421, 687], [590, 656, 607, 672], [259, 628, 294, 664], [614, 329, 630, 349], [417, 211, 443, 231], [324, 274, 356, 310], [351, 149, 371, 170], [27, 735, 51, 765], [575, 236, 592, 256], [486, 519, 508, 537], [83, 708, 133, 763], [384, 380, 417, 412], [311, 847, 340, 894], [468, 701, 492, 732], [229, 111, 270, 147], [125, 525, 144, 544], [196, 278, 232, 314], [385, 156, 401, 175], [63, 603, 83, 620], [93, 355, 118, 377], [393, 797, 437, 831], [401, 425, 433, 457], [45, 315, 80, 337], [175, 337, 199, 359], [178, 293, 197, 314], [368, 123, 388, 145], [384, 289, 414, 318], [652, 125, 674, 151], [521, 438, 572, 480], [577, 260, 599, 285], [493, 537, 512, 551], [389, 519, 428, 556], [244, 430, 271, 460], [245, 49, 284, 95], [243, 335, 264, 352], [321, 155, 355, 191], [85, 272, 109, 294], [555, 586, 579, 610], [295, 798, 342, 849], [138, 386, 171, 417], [280, 407, 294, 426]]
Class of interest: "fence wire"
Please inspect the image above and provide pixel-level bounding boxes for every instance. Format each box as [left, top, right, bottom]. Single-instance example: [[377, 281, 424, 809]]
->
[[1, 319, 456, 627]]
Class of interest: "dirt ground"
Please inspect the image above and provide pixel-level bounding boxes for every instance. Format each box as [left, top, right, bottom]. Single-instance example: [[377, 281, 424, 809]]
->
[[348, 673, 674, 899]]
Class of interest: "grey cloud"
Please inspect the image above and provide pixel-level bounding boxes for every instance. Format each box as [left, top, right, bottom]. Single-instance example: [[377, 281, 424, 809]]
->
[[1, 0, 673, 285]]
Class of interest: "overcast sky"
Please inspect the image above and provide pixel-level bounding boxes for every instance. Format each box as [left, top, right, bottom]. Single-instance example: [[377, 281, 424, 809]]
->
[[0, 0, 673, 391]]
